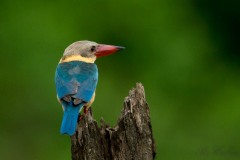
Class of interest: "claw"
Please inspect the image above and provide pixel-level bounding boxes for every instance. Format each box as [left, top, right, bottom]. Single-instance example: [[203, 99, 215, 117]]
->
[[84, 106, 88, 114], [78, 114, 83, 122]]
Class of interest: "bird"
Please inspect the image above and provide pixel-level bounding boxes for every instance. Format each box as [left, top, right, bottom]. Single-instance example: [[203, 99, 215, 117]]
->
[[55, 40, 125, 136]]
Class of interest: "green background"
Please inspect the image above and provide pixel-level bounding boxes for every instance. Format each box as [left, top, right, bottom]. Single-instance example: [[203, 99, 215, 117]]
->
[[1, 0, 240, 159]]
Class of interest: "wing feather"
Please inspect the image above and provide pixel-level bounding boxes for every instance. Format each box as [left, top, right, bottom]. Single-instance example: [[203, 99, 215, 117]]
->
[[55, 61, 98, 102]]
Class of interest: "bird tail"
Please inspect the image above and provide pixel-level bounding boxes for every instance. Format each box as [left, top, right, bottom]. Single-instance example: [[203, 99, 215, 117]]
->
[[60, 102, 83, 136]]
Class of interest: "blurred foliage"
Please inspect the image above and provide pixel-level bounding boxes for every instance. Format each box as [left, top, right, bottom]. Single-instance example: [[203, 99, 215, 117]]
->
[[0, 0, 240, 159]]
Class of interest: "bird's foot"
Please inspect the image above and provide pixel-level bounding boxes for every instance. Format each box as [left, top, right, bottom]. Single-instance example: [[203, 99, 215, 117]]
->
[[84, 107, 88, 114], [78, 114, 83, 122]]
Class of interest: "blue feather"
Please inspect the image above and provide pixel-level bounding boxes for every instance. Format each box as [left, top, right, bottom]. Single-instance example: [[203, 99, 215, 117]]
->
[[55, 61, 98, 102], [55, 61, 98, 136], [60, 101, 84, 136]]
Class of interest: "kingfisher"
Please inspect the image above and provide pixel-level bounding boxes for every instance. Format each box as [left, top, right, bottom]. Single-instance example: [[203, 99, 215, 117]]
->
[[55, 40, 124, 136]]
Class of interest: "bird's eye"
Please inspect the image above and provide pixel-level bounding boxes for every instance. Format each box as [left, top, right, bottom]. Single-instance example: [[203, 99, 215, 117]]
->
[[90, 46, 96, 52]]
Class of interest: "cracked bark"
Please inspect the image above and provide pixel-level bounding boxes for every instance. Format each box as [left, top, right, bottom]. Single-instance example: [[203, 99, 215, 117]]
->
[[71, 83, 156, 160]]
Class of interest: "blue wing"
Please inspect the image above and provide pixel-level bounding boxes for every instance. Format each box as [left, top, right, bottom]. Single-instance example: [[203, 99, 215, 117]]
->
[[55, 61, 98, 135], [55, 61, 98, 102]]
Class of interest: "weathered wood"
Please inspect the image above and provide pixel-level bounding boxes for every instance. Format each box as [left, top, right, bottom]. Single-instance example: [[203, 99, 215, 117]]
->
[[71, 83, 156, 160]]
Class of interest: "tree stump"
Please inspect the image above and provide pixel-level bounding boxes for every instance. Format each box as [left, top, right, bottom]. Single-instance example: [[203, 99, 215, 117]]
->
[[71, 83, 156, 160]]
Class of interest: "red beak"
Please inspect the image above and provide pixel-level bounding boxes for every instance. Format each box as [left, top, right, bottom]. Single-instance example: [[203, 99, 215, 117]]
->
[[95, 44, 125, 58]]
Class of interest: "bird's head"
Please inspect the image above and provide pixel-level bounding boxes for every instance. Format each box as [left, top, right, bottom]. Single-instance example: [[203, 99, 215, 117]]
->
[[63, 40, 125, 62]]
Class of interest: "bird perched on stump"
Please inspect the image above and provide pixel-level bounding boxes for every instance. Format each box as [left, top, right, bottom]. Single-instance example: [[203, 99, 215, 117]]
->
[[55, 40, 125, 136]]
